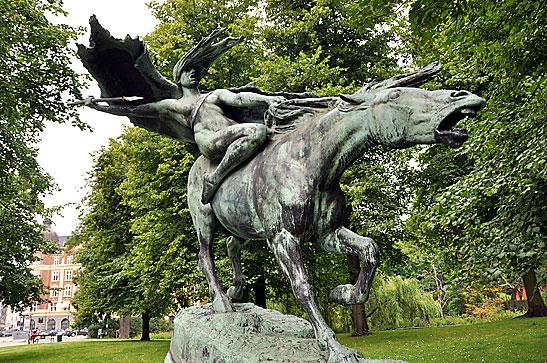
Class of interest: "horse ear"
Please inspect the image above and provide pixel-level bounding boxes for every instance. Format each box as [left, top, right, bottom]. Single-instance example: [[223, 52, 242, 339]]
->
[[339, 92, 374, 105], [339, 93, 359, 104]]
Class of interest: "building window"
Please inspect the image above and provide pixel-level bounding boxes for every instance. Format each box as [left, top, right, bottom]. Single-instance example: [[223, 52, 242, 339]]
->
[[64, 285, 71, 297], [51, 286, 58, 297], [52, 271, 59, 281], [65, 270, 72, 281], [33, 260, 41, 266], [53, 256, 60, 265], [67, 255, 73, 265], [50, 303, 57, 312], [30, 305, 37, 312]]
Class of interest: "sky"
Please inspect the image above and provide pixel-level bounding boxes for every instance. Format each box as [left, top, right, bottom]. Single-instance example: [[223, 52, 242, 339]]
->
[[37, 0, 159, 236]]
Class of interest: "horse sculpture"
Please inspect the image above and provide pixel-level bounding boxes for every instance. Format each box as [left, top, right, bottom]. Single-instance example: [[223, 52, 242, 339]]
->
[[187, 66, 485, 362], [76, 19, 485, 362]]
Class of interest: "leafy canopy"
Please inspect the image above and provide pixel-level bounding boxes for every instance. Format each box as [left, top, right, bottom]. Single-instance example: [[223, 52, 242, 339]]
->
[[0, 0, 85, 309]]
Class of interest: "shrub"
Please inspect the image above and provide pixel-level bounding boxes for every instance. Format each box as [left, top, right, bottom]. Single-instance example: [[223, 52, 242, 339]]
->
[[365, 274, 440, 331]]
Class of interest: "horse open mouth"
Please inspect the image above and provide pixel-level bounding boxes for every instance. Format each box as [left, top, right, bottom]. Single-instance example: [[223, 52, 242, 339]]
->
[[434, 107, 478, 148]]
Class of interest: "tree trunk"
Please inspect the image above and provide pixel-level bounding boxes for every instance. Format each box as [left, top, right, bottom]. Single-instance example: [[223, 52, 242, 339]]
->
[[509, 284, 518, 311], [431, 262, 445, 320], [253, 275, 267, 309], [141, 310, 150, 341], [119, 314, 131, 339], [522, 269, 547, 317], [350, 304, 366, 335], [347, 255, 367, 335]]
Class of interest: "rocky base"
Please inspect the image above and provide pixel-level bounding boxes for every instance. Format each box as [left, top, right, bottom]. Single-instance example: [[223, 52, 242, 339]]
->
[[165, 303, 407, 363]]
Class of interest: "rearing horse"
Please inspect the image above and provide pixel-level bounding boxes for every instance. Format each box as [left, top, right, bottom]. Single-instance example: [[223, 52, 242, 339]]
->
[[187, 65, 485, 362]]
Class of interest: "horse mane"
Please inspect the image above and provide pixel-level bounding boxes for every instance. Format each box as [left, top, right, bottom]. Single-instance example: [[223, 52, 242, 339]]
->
[[265, 97, 339, 135]]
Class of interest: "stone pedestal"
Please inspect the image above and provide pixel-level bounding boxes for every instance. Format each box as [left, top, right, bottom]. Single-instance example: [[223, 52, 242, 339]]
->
[[165, 303, 407, 363]]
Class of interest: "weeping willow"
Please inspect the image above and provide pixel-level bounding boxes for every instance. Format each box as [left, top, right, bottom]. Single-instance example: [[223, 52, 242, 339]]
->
[[365, 274, 440, 331]]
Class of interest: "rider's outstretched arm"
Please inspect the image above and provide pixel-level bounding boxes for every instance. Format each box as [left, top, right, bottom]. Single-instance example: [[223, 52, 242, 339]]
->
[[212, 89, 285, 108], [84, 98, 171, 118]]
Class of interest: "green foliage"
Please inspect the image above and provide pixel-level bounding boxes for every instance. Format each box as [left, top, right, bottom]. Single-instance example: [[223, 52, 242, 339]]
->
[[129, 316, 174, 338], [365, 274, 440, 331], [0, 0, 85, 309], [342, 148, 413, 271], [71, 128, 203, 327], [405, 0, 547, 289], [262, 0, 400, 83], [145, 0, 262, 89], [252, 46, 351, 94]]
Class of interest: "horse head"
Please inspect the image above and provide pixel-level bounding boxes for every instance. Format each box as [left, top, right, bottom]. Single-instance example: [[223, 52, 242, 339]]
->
[[339, 63, 486, 149]]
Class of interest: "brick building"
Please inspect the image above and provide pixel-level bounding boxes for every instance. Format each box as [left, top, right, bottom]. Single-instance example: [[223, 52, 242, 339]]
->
[[22, 221, 80, 332]]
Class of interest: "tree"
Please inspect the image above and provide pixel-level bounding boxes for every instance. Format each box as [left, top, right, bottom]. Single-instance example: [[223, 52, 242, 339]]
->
[[405, 0, 547, 316], [0, 0, 85, 309], [71, 128, 204, 339], [261, 0, 400, 84], [70, 137, 137, 329], [146, 0, 263, 89]]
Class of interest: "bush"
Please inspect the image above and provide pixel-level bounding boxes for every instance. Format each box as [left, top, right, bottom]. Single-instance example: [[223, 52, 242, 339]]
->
[[129, 316, 173, 338], [365, 274, 440, 331], [87, 317, 119, 338]]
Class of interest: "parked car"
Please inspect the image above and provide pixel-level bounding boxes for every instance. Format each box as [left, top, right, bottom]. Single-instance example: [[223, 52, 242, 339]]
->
[[47, 329, 63, 336], [63, 329, 76, 337], [76, 328, 88, 336]]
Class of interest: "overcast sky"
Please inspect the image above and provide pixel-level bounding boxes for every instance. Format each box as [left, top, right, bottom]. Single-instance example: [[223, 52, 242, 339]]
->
[[37, 0, 159, 236]]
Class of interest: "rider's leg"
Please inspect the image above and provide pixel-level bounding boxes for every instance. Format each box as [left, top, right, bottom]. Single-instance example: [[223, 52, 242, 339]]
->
[[316, 226, 379, 305], [195, 123, 267, 204]]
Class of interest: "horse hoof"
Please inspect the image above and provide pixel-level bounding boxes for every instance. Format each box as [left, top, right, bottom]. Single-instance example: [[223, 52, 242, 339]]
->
[[329, 284, 368, 306], [327, 345, 365, 363], [212, 295, 234, 313], [227, 285, 243, 301]]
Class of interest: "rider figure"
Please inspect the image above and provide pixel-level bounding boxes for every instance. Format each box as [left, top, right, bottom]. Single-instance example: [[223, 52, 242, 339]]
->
[[85, 69, 285, 204]]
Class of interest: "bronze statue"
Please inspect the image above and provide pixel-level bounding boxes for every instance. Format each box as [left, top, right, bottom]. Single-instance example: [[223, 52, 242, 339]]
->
[[79, 21, 285, 203], [77, 17, 485, 363]]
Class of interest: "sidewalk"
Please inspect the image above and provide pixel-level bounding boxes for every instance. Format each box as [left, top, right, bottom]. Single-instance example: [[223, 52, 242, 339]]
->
[[0, 334, 89, 348]]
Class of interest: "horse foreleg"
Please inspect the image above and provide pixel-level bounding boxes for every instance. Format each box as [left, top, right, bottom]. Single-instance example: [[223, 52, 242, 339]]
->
[[226, 236, 247, 301], [195, 213, 234, 313], [319, 226, 379, 306], [270, 229, 364, 363]]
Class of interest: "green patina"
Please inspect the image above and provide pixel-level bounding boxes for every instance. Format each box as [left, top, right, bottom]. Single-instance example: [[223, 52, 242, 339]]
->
[[77, 20, 486, 362]]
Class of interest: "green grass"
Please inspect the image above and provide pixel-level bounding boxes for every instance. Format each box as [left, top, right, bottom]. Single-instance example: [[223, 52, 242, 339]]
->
[[1, 318, 545, 362], [0, 340, 170, 363], [338, 317, 547, 362]]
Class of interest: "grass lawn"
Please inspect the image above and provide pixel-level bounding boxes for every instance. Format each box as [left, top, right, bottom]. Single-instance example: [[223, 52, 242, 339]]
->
[[0, 339, 171, 363], [0, 317, 545, 362], [338, 317, 547, 362]]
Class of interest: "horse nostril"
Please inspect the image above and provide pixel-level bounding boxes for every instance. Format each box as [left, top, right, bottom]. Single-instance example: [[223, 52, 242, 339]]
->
[[451, 90, 470, 98]]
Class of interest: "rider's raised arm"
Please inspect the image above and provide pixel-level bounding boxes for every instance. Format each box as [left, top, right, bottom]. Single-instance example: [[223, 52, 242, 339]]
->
[[212, 89, 285, 108], [85, 98, 174, 118]]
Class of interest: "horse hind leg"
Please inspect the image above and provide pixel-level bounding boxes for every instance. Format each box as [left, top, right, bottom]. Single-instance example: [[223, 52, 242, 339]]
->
[[318, 226, 379, 306], [226, 236, 247, 301]]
